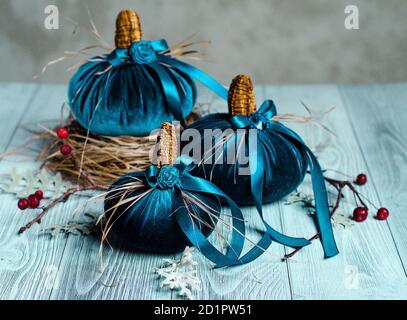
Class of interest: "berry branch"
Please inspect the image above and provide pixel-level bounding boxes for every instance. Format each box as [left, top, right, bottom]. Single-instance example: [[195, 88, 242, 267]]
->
[[282, 173, 389, 261], [324, 177, 368, 209], [17, 126, 108, 235], [18, 184, 106, 234]]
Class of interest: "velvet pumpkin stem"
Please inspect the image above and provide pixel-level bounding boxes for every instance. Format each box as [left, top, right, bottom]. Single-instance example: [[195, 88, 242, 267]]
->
[[157, 122, 177, 167], [115, 9, 142, 48], [228, 74, 257, 116]]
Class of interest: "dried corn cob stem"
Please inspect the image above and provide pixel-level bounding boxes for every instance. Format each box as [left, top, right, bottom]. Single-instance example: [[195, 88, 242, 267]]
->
[[228, 74, 257, 116], [115, 9, 142, 48], [157, 122, 177, 167]]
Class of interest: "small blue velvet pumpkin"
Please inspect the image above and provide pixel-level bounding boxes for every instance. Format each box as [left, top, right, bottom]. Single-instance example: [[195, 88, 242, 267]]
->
[[103, 121, 276, 266], [104, 161, 276, 266], [104, 165, 220, 253], [68, 10, 227, 137]]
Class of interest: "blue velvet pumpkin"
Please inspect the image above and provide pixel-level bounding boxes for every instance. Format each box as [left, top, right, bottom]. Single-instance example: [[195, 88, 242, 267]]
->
[[181, 75, 339, 258], [104, 160, 274, 266], [104, 166, 220, 253], [183, 73, 308, 207], [68, 54, 196, 136], [184, 112, 308, 206], [103, 120, 278, 266], [68, 10, 227, 137]]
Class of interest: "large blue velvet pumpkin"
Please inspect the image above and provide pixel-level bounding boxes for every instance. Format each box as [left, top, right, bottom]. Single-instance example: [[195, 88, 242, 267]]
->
[[68, 54, 196, 137], [185, 112, 308, 206], [68, 10, 227, 137], [182, 75, 339, 258]]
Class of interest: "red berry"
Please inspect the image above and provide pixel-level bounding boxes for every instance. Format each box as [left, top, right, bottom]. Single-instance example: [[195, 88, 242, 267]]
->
[[60, 144, 73, 155], [376, 208, 389, 220], [18, 198, 29, 210], [353, 207, 368, 222], [355, 173, 367, 186], [34, 190, 44, 199], [56, 127, 69, 139], [28, 194, 40, 208]]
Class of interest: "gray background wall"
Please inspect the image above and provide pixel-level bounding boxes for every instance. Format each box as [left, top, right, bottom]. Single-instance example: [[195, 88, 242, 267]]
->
[[0, 0, 406, 85]]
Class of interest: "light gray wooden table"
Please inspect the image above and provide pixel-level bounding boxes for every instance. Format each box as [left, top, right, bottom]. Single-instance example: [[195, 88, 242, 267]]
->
[[0, 82, 406, 300]]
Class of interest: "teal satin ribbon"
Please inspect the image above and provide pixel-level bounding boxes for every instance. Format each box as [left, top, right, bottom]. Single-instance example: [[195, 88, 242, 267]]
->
[[104, 39, 228, 125], [230, 100, 339, 258], [143, 158, 273, 267]]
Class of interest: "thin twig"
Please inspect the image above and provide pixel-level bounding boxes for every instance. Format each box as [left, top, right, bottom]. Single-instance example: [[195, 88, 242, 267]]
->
[[324, 177, 368, 208]]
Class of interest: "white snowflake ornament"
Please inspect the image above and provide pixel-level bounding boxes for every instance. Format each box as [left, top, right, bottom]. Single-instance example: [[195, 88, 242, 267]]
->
[[156, 247, 201, 300]]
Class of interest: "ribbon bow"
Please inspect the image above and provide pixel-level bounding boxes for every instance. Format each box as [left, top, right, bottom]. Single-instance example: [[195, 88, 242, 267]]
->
[[102, 39, 228, 125], [230, 100, 339, 258], [143, 157, 272, 267]]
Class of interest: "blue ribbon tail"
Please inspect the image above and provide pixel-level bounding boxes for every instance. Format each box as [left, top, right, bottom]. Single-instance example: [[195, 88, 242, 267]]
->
[[268, 121, 339, 258], [174, 194, 240, 267], [179, 173, 273, 267], [249, 133, 311, 248], [306, 149, 339, 258], [158, 56, 228, 100], [176, 174, 244, 267]]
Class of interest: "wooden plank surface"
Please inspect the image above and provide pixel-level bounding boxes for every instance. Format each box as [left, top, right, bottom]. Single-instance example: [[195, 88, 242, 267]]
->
[[0, 84, 75, 299], [0, 83, 406, 300], [0, 84, 85, 300], [0, 83, 40, 299], [339, 84, 407, 273], [193, 88, 292, 300], [264, 85, 407, 299]]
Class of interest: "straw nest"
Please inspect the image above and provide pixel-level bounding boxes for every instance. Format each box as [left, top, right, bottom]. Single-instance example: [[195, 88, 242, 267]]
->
[[35, 118, 153, 186], [33, 110, 204, 186]]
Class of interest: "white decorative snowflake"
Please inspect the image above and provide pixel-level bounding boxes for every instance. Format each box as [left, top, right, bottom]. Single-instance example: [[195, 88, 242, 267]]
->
[[0, 168, 72, 198], [41, 212, 101, 237], [332, 211, 354, 229], [285, 191, 315, 207], [286, 191, 354, 229], [156, 247, 201, 300]]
